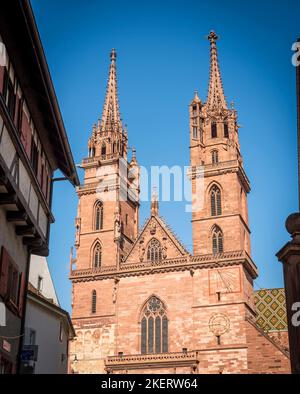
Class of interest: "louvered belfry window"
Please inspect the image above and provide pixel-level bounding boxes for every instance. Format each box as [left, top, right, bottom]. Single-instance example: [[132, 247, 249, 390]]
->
[[93, 243, 102, 268], [212, 225, 223, 254], [212, 150, 219, 165], [211, 121, 217, 138], [224, 122, 229, 138], [91, 290, 97, 313], [141, 296, 168, 354], [210, 185, 222, 216]]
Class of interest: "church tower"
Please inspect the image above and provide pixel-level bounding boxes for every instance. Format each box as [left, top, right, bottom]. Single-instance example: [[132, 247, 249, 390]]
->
[[190, 31, 251, 257], [69, 38, 290, 375]]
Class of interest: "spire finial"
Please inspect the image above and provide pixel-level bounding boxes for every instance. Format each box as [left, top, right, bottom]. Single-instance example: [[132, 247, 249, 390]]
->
[[100, 48, 122, 133], [151, 187, 159, 216], [207, 30, 218, 43], [206, 30, 227, 110]]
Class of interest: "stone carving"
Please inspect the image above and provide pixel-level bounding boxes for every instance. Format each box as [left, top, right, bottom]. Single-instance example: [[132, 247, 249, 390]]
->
[[162, 236, 168, 259], [114, 206, 121, 240], [150, 221, 156, 235], [138, 237, 145, 262], [112, 278, 119, 303]]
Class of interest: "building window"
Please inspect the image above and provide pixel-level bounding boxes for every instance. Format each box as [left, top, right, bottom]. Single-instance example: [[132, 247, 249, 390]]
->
[[0, 247, 24, 312], [210, 185, 222, 216], [125, 214, 128, 226], [95, 201, 103, 230], [224, 123, 229, 138], [193, 126, 197, 139], [30, 140, 38, 175], [192, 105, 197, 116], [3, 69, 15, 120], [29, 329, 36, 345], [141, 296, 168, 354], [37, 275, 43, 292], [211, 150, 218, 165], [93, 243, 102, 268], [211, 122, 217, 138], [101, 143, 106, 156], [212, 225, 223, 254], [91, 290, 97, 313], [0, 357, 12, 374], [146, 239, 162, 262]]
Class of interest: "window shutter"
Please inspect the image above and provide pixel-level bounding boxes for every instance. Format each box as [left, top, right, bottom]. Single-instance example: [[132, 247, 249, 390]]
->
[[21, 113, 31, 157], [18, 272, 26, 317], [0, 247, 10, 299], [14, 95, 20, 128], [0, 66, 4, 93]]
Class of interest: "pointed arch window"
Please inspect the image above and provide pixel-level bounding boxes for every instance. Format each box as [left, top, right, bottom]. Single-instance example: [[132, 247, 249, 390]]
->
[[211, 122, 217, 138], [212, 225, 223, 254], [91, 290, 97, 313], [101, 143, 106, 156], [93, 243, 102, 268], [95, 201, 103, 230], [224, 122, 229, 138], [141, 296, 168, 354], [147, 239, 162, 262], [210, 185, 222, 216], [212, 150, 219, 165]]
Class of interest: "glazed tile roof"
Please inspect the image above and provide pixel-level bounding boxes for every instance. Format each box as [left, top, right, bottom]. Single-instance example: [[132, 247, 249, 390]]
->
[[254, 288, 287, 332]]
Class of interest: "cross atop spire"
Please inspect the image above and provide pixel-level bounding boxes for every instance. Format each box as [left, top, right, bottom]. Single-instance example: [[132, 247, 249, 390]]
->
[[100, 48, 122, 133], [206, 31, 227, 110]]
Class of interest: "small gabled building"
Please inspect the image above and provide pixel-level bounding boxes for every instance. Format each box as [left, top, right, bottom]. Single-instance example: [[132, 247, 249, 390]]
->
[[21, 255, 75, 374]]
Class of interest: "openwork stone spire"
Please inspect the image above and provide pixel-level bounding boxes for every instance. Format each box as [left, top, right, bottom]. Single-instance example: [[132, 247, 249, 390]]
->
[[101, 48, 122, 133], [206, 31, 227, 110]]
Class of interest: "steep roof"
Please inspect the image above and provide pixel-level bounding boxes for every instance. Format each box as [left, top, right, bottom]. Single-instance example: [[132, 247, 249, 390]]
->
[[123, 214, 189, 264]]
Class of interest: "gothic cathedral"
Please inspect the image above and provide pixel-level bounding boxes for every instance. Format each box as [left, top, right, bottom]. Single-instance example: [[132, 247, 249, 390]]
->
[[69, 33, 290, 374]]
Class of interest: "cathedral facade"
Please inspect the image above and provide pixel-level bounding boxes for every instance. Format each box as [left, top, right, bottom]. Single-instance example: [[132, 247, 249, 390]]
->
[[69, 33, 290, 374]]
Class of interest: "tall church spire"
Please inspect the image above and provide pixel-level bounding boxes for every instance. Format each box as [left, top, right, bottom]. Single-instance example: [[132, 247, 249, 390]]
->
[[206, 31, 227, 110], [100, 48, 122, 133]]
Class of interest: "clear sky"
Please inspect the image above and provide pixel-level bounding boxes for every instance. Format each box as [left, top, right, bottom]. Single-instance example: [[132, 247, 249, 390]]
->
[[31, 0, 300, 312]]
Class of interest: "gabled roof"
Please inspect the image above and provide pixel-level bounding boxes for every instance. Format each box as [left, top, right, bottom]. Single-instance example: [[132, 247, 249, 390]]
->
[[123, 214, 189, 264]]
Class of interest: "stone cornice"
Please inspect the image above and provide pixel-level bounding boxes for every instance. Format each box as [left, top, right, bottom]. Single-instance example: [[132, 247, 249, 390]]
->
[[70, 250, 258, 282], [105, 351, 199, 371]]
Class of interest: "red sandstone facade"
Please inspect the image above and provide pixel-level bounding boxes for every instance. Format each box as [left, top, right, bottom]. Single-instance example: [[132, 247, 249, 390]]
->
[[69, 33, 290, 374]]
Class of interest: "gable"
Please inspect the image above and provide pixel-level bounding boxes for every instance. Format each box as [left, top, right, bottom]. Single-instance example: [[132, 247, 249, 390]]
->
[[123, 215, 189, 264]]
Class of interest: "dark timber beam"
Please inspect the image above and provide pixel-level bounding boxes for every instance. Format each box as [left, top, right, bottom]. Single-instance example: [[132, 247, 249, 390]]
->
[[16, 225, 36, 236], [23, 237, 43, 247], [6, 211, 28, 222], [0, 193, 18, 205]]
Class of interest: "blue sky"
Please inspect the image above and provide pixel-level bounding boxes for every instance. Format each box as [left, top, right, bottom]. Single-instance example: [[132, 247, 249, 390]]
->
[[31, 0, 300, 312]]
